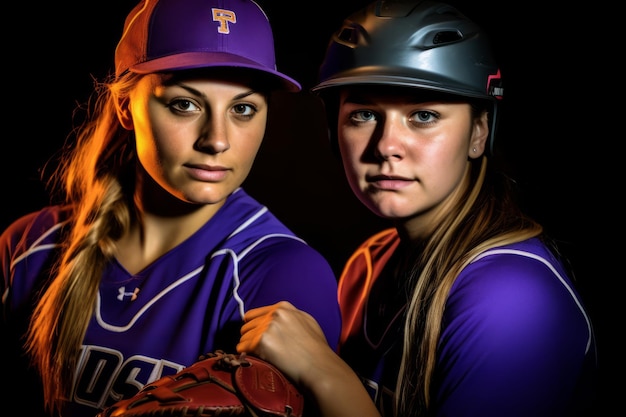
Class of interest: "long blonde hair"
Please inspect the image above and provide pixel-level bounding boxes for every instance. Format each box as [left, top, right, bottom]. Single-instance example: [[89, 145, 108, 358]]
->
[[395, 151, 544, 415], [25, 72, 141, 414]]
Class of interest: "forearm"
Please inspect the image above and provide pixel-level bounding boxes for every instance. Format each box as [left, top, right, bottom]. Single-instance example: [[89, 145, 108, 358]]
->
[[301, 348, 381, 417]]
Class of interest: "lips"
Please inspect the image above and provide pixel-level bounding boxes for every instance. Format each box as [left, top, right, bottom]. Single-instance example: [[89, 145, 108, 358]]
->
[[367, 175, 413, 190], [184, 165, 229, 182]]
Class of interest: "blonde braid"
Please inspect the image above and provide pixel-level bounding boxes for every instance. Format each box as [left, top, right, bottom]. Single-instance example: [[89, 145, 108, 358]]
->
[[26, 73, 137, 414]]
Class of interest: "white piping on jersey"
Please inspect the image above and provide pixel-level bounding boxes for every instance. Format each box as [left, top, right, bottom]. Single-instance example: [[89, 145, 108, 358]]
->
[[95, 265, 206, 331], [227, 205, 268, 239], [95, 206, 306, 331], [9, 221, 67, 270], [211, 231, 306, 320], [4, 221, 67, 305], [470, 248, 593, 354]]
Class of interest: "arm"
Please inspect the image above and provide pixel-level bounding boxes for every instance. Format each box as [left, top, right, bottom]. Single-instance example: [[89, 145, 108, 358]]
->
[[238, 239, 342, 349], [434, 249, 595, 417], [238, 301, 381, 417]]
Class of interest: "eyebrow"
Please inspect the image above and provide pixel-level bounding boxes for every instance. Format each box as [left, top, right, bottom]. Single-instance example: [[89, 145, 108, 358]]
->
[[173, 82, 258, 101]]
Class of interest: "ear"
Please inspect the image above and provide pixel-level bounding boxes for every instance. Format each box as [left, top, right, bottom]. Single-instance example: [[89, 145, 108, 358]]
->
[[469, 111, 489, 159], [116, 96, 134, 131]]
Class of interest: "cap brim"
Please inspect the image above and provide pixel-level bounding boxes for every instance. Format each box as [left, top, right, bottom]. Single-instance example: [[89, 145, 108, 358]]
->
[[131, 52, 301, 92]]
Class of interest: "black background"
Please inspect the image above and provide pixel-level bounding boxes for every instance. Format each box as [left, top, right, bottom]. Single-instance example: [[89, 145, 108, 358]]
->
[[3, 1, 617, 415]]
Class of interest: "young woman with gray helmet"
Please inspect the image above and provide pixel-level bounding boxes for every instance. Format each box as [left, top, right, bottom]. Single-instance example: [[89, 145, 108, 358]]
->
[[237, 1, 597, 416]]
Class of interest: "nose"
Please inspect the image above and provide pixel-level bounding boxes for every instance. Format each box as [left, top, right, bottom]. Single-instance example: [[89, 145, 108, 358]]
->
[[374, 116, 405, 161], [195, 116, 230, 154]]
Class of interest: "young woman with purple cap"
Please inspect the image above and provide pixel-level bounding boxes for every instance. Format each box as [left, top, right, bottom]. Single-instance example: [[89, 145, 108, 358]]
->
[[0, 0, 340, 416], [236, 1, 598, 416]]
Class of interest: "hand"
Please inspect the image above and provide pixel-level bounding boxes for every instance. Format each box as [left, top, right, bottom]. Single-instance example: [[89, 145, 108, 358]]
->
[[238, 301, 331, 387], [238, 301, 381, 417]]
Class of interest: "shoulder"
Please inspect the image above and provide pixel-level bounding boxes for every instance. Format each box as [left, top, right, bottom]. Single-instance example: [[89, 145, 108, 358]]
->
[[444, 237, 592, 352], [454, 238, 579, 310], [219, 189, 334, 273], [1, 206, 70, 306], [0, 205, 70, 253], [227, 214, 341, 349], [436, 239, 597, 416], [217, 189, 301, 244], [242, 235, 335, 283]]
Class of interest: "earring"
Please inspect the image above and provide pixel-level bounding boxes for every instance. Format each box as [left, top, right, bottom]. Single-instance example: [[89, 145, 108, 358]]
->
[[472, 147, 476, 152]]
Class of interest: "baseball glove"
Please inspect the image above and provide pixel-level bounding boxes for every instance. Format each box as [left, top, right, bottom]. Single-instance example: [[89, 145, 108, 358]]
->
[[97, 350, 305, 417]]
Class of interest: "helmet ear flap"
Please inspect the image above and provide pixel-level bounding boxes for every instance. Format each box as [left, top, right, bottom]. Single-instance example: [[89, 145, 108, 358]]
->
[[488, 104, 498, 155], [486, 69, 504, 154]]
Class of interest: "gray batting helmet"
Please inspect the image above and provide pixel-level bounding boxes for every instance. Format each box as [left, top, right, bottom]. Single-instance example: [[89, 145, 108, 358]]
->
[[312, 0, 503, 153]]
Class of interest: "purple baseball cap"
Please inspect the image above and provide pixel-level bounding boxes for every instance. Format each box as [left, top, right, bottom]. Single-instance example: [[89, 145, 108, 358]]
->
[[115, 0, 301, 92]]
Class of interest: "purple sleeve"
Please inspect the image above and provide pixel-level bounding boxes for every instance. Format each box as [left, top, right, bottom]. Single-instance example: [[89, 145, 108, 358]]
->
[[433, 250, 595, 417], [1, 207, 65, 312], [238, 239, 342, 350]]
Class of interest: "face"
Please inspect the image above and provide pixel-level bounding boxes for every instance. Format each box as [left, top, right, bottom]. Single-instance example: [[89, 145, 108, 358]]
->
[[121, 72, 268, 207], [337, 87, 488, 234]]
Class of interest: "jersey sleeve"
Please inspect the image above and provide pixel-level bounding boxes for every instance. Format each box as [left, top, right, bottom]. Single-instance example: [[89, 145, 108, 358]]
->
[[433, 249, 596, 417], [1, 206, 67, 317], [1, 211, 39, 294], [238, 238, 342, 350]]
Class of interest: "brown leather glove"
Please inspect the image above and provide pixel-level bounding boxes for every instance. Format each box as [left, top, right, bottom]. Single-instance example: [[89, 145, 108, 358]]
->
[[97, 350, 305, 417]]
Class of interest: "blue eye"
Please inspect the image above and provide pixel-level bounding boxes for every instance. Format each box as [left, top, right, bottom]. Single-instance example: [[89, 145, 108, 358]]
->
[[351, 110, 377, 122], [411, 110, 439, 124]]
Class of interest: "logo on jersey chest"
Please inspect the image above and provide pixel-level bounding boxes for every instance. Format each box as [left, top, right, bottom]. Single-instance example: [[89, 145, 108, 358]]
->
[[117, 286, 140, 301]]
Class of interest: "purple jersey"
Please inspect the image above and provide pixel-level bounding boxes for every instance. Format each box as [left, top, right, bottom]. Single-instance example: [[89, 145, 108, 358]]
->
[[338, 228, 596, 417], [1, 188, 341, 416]]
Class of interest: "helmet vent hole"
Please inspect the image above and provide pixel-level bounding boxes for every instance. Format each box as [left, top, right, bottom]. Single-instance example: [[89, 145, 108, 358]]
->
[[432, 30, 462, 44], [337, 27, 358, 44]]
